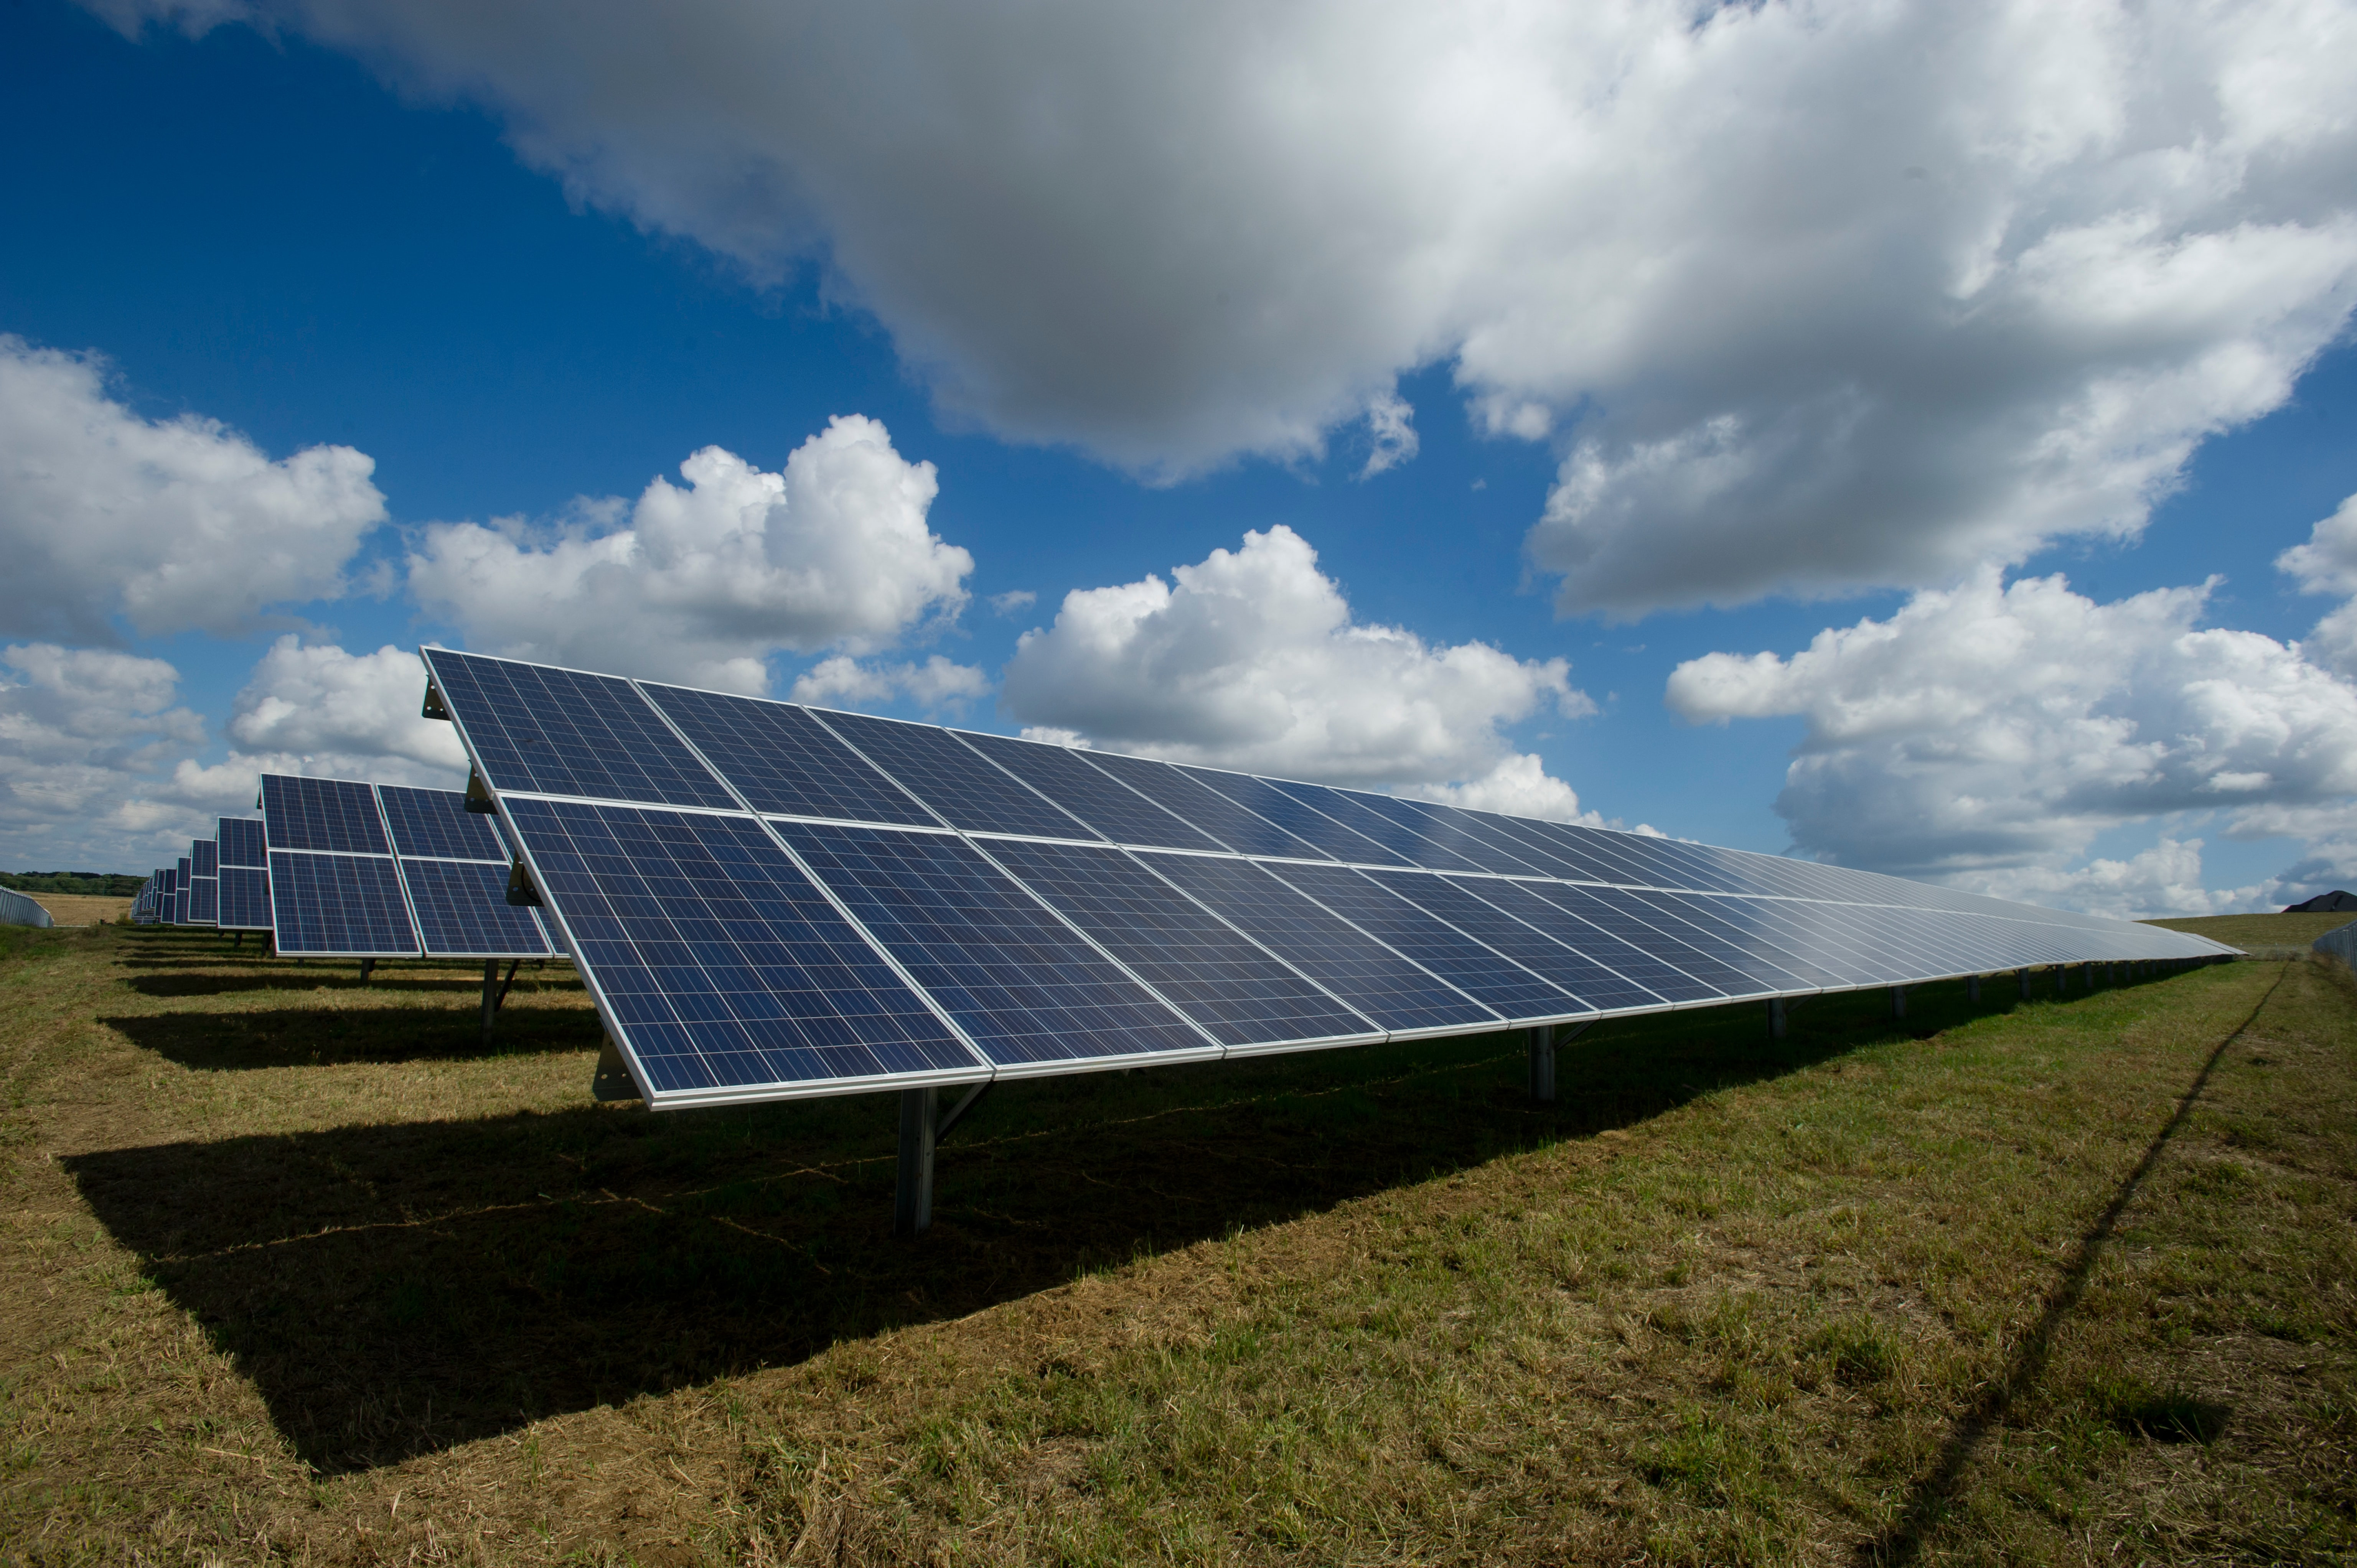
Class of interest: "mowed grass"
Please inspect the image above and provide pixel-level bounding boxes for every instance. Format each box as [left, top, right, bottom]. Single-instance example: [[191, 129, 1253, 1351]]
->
[[0, 922, 2350, 1564], [2144, 910, 2357, 955]]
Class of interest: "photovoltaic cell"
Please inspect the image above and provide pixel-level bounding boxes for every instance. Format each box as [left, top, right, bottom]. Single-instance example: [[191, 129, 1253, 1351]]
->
[[1077, 750, 1336, 861], [506, 799, 979, 1095], [400, 860, 554, 959], [218, 818, 266, 869], [378, 784, 511, 860], [1363, 871, 1668, 1012], [640, 682, 939, 826], [267, 852, 419, 956], [774, 822, 1212, 1068], [1265, 782, 1495, 874], [186, 874, 218, 925], [1450, 877, 1725, 1003], [423, 648, 736, 810], [191, 839, 219, 878], [1177, 767, 1416, 866], [218, 866, 272, 931], [811, 710, 1099, 841], [1348, 794, 1566, 877], [1139, 852, 1498, 1036], [1521, 883, 1776, 998], [1260, 861, 1583, 1019], [262, 775, 390, 855], [954, 731, 1226, 852], [983, 838, 1376, 1047], [1618, 890, 1839, 990]]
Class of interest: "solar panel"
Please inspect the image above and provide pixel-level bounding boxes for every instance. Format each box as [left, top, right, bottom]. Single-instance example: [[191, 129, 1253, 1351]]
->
[[638, 681, 939, 827], [191, 840, 219, 878], [260, 775, 419, 957], [219, 817, 267, 869], [1137, 852, 1500, 1038], [417, 646, 2242, 1126], [422, 647, 737, 810], [266, 851, 419, 957], [174, 858, 191, 925], [378, 784, 509, 860], [772, 822, 1217, 1072], [811, 710, 1101, 842], [981, 837, 1378, 1049], [951, 731, 1227, 852], [218, 866, 273, 931], [262, 775, 390, 855]]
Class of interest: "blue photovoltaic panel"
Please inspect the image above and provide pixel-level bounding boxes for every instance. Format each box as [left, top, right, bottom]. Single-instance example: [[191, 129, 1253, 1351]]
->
[[191, 839, 219, 878], [1520, 883, 1777, 998], [218, 817, 266, 869], [773, 821, 1213, 1068], [982, 838, 1376, 1048], [267, 852, 420, 956], [218, 866, 272, 931], [812, 710, 1099, 842], [378, 784, 510, 861], [1662, 894, 1886, 986], [502, 800, 975, 1094], [397, 858, 554, 959], [1265, 782, 1495, 875], [1076, 749, 1336, 861], [175, 858, 190, 924], [187, 876, 218, 925], [1259, 861, 1584, 1020], [638, 682, 938, 826], [1473, 815, 1642, 882], [158, 866, 178, 925], [1139, 852, 1499, 1036], [1617, 890, 1841, 990], [1343, 794, 1564, 877], [262, 775, 390, 855], [954, 731, 1226, 852], [1176, 767, 1416, 867], [422, 648, 736, 810], [1447, 876, 1724, 1004], [1361, 871, 1667, 1013]]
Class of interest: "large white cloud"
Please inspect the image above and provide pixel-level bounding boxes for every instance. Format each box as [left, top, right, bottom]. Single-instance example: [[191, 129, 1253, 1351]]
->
[[95, 0, 2357, 613], [0, 336, 386, 641], [406, 417, 972, 693], [1666, 570, 2357, 904], [2278, 492, 2357, 674], [1001, 524, 1593, 813], [0, 638, 477, 873]]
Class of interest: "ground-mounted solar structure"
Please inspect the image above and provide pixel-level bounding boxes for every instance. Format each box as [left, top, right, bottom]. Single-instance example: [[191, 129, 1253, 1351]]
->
[[418, 646, 2239, 1235], [216, 817, 272, 936], [259, 774, 557, 1024], [183, 837, 219, 927]]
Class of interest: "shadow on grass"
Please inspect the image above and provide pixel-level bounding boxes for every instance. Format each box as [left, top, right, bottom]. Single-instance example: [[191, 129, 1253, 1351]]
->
[[123, 968, 578, 998], [103, 996, 603, 1070], [69, 978, 2077, 1475]]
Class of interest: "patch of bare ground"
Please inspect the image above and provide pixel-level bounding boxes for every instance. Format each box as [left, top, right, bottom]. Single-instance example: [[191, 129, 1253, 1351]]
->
[[0, 921, 2350, 1564]]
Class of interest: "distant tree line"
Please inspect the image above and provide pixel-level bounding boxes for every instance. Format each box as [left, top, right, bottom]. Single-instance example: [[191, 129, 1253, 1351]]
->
[[0, 872, 144, 896]]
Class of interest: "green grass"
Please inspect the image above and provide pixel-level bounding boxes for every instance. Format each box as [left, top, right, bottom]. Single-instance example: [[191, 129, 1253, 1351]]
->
[[0, 923, 2350, 1564], [2145, 909, 2357, 950]]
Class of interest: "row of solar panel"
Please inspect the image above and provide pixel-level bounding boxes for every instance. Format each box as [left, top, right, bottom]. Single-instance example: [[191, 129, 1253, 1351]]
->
[[420, 647, 2143, 937], [132, 780, 555, 961], [414, 648, 2234, 1109]]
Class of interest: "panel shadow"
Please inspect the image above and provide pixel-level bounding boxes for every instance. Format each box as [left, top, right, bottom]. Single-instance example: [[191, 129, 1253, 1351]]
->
[[65, 995, 1915, 1474], [103, 996, 602, 1070]]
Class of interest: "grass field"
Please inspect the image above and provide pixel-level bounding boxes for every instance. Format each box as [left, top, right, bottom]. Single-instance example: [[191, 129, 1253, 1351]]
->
[[16, 894, 131, 927], [2144, 910, 2357, 957], [1, 920, 2350, 1564]]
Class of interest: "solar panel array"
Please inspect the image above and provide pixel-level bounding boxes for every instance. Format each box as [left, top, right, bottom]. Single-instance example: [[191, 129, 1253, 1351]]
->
[[216, 817, 272, 931], [260, 774, 555, 960], [183, 836, 219, 926], [420, 647, 2238, 1112]]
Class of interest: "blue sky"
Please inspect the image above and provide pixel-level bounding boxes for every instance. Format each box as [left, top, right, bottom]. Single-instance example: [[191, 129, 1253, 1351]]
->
[[4, 0, 2355, 915]]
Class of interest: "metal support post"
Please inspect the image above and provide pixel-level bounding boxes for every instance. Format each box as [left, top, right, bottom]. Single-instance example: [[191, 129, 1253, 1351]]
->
[[1528, 1025, 1556, 1102], [359, 957, 375, 984], [1889, 985, 1907, 1020], [2017, 968, 2031, 998], [481, 960, 499, 1041], [1967, 974, 1981, 1003], [1767, 998, 1787, 1040], [895, 1085, 939, 1238]]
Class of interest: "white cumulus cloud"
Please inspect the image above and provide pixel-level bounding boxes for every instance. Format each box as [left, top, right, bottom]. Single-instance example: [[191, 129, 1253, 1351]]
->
[[1666, 569, 2357, 908], [2278, 491, 2357, 675], [92, 0, 2357, 613], [1001, 524, 1593, 811], [791, 653, 990, 713], [0, 336, 386, 641], [226, 636, 466, 771], [406, 416, 973, 693]]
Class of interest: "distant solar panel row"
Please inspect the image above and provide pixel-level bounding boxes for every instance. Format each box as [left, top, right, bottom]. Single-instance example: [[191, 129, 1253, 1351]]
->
[[259, 774, 554, 960], [419, 647, 2237, 1112]]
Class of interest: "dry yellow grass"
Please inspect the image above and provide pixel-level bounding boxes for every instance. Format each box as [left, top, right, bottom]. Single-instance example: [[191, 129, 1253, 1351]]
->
[[0, 920, 2349, 1564], [20, 893, 132, 926]]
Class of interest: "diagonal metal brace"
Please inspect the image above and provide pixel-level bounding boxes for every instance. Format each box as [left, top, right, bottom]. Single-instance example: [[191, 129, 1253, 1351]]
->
[[592, 1036, 642, 1102], [936, 1080, 992, 1141]]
